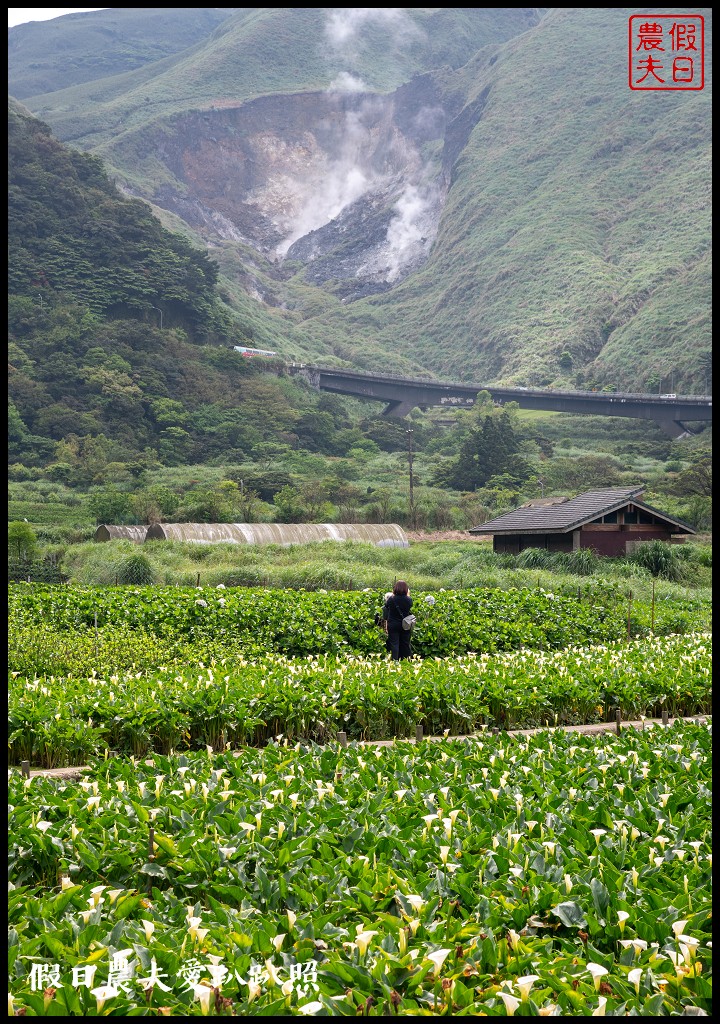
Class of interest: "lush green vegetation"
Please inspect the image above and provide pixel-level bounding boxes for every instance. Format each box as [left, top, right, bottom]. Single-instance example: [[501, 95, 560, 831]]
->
[[8, 9, 234, 101], [8, 724, 712, 1015], [7, 583, 634, 661], [6, 94, 711, 553], [8, 102, 228, 334], [8, 13, 712, 1018], [301, 9, 712, 392], [15, 10, 539, 149], [8, 632, 711, 764]]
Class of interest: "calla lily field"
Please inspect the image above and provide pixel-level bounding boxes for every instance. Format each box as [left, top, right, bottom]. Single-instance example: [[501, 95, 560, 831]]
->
[[8, 583, 712, 1014]]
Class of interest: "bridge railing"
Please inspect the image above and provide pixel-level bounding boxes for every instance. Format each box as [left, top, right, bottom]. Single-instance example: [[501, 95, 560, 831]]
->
[[289, 364, 711, 403]]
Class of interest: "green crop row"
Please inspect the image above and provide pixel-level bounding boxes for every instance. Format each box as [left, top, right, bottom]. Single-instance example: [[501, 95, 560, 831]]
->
[[8, 724, 711, 1016], [8, 582, 709, 671], [9, 634, 711, 765]]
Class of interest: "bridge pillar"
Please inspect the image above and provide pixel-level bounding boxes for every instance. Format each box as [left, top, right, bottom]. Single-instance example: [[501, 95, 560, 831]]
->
[[655, 419, 693, 439], [383, 399, 420, 418]]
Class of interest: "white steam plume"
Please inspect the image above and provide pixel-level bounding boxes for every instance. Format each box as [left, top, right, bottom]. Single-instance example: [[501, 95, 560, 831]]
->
[[327, 72, 367, 94], [276, 107, 381, 256], [325, 8, 409, 47], [384, 184, 439, 282]]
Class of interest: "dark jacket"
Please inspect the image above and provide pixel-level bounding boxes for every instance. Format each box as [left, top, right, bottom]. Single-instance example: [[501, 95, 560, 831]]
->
[[384, 594, 412, 628]]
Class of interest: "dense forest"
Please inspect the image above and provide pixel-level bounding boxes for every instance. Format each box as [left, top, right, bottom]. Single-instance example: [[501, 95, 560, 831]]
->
[[8, 101, 319, 474]]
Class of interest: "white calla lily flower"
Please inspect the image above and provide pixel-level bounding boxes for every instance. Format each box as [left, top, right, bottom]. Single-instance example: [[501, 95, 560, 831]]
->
[[515, 975, 539, 1001], [586, 963, 609, 992], [355, 930, 378, 957], [499, 991, 520, 1016], [193, 984, 214, 1015], [91, 985, 120, 1012], [627, 968, 642, 995], [426, 948, 453, 974]]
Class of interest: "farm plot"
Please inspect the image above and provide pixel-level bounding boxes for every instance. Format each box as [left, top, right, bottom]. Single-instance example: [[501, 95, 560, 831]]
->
[[8, 583, 651, 664], [8, 634, 713, 764], [8, 723, 711, 1016]]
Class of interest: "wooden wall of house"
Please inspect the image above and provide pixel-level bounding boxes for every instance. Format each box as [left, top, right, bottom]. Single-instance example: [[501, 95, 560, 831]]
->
[[493, 534, 573, 554], [493, 526, 678, 557], [579, 526, 674, 556]]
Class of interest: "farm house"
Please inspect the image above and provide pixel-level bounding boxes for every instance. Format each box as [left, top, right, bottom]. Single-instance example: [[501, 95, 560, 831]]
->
[[143, 523, 409, 547], [468, 487, 695, 556], [94, 525, 149, 543]]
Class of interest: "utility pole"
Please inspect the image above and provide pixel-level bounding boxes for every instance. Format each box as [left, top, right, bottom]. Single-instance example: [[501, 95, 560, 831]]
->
[[407, 429, 416, 529]]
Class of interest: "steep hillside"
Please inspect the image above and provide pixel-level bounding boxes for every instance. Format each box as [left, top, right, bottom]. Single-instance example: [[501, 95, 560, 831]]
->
[[306, 7, 713, 391], [17, 9, 541, 147], [7, 8, 237, 100], [7, 101, 346, 472], [9, 7, 713, 393]]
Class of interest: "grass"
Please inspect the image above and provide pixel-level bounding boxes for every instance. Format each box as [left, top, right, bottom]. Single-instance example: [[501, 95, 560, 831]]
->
[[55, 537, 712, 609]]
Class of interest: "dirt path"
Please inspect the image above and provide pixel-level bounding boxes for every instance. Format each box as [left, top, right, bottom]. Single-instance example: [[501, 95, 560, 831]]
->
[[11, 715, 710, 779], [406, 530, 490, 543]]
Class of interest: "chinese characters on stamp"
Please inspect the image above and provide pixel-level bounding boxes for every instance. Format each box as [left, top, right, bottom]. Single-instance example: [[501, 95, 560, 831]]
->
[[629, 15, 704, 90]]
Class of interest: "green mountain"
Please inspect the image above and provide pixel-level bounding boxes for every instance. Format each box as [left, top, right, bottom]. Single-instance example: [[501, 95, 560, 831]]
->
[[8, 7, 713, 394], [7, 9, 238, 100], [7, 99, 344, 474]]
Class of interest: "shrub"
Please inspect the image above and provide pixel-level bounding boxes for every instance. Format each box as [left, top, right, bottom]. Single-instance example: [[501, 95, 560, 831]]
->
[[675, 542, 712, 567], [516, 547, 557, 570], [8, 521, 38, 562], [566, 548, 600, 576], [627, 540, 687, 581], [116, 553, 157, 585]]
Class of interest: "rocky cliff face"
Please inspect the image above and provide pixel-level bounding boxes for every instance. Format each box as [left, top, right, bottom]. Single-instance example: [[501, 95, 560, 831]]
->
[[149, 74, 460, 301]]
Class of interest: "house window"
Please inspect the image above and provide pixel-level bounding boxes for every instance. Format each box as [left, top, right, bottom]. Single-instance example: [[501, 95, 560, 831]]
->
[[638, 511, 654, 524], [602, 512, 618, 523], [624, 509, 638, 524]]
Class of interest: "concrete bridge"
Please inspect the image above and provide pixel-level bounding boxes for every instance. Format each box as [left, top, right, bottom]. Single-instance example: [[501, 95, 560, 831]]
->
[[289, 365, 712, 438]]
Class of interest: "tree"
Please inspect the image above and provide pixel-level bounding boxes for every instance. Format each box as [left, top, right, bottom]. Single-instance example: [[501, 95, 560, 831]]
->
[[176, 486, 233, 523], [87, 486, 133, 524], [272, 486, 308, 523], [294, 411, 338, 454], [542, 454, 623, 493], [250, 442, 291, 469], [157, 427, 194, 466], [236, 486, 263, 523], [8, 521, 38, 562], [8, 400, 29, 442], [680, 495, 711, 531], [433, 408, 531, 491], [232, 468, 293, 502], [670, 457, 711, 497], [130, 485, 180, 525]]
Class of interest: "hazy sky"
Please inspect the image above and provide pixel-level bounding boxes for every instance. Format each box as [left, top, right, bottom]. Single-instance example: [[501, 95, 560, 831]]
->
[[8, 9, 109, 28]]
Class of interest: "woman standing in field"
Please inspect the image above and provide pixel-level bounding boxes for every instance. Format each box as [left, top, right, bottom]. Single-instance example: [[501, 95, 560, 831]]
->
[[384, 580, 413, 661]]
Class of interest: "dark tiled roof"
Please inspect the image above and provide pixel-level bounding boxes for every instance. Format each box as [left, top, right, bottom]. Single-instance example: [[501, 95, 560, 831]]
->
[[469, 487, 695, 535]]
